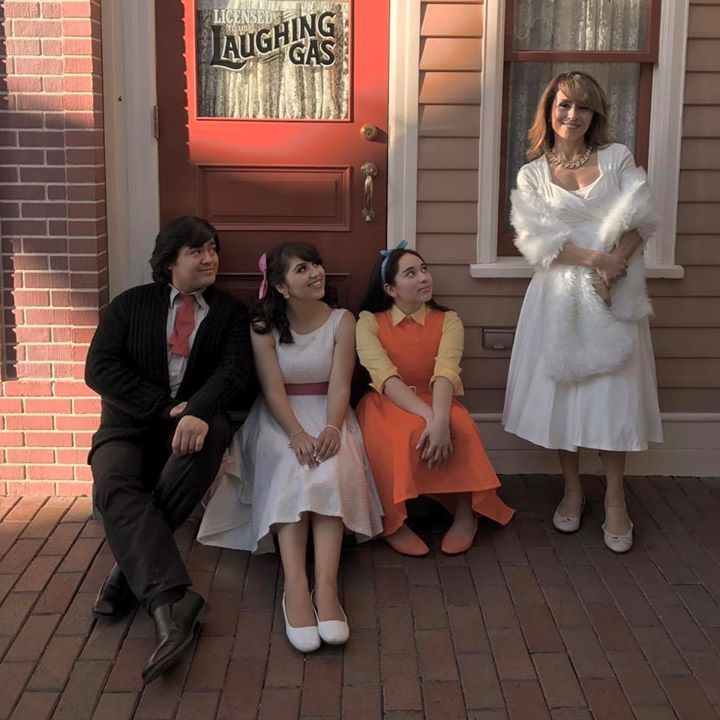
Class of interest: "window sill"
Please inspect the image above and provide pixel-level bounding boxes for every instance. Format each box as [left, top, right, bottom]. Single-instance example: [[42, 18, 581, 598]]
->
[[469, 258, 685, 279]]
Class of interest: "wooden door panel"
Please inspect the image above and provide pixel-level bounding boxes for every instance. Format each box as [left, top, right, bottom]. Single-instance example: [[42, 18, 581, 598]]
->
[[156, 0, 389, 311], [217, 271, 350, 308], [200, 166, 350, 230]]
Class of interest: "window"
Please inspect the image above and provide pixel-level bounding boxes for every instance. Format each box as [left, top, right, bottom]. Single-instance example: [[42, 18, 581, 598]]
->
[[472, 0, 687, 278], [499, 0, 659, 255]]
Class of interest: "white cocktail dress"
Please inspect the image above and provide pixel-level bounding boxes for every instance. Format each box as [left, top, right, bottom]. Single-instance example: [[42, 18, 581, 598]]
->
[[197, 308, 384, 552], [503, 144, 663, 452]]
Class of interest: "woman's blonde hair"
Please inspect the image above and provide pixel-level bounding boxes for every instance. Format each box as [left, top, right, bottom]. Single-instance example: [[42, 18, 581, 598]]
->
[[526, 71, 612, 160]]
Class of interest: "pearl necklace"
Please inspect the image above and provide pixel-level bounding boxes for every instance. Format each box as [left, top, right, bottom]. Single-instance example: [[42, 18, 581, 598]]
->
[[546, 144, 593, 170]]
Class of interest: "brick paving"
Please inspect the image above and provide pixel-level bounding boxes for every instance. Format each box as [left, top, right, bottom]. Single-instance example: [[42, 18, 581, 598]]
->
[[1, 475, 720, 719]]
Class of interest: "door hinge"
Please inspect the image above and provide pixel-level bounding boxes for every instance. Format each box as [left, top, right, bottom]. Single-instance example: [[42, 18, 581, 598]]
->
[[152, 105, 159, 140]]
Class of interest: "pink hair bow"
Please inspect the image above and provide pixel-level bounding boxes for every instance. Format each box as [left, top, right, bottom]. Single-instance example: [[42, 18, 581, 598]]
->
[[258, 253, 268, 300]]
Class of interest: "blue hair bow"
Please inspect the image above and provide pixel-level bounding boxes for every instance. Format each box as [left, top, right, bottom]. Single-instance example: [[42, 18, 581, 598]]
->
[[380, 239, 408, 285]]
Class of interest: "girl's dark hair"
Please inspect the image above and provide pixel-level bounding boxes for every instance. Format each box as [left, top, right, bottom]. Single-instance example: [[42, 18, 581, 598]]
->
[[149, 216, 220, 284], [360, 248, 450, 314], [251, 242, 338, 344]]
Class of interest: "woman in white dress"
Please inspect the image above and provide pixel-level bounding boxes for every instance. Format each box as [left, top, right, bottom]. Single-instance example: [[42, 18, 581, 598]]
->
[[198, 242, 383, 651], [503, 71, 662, 553]]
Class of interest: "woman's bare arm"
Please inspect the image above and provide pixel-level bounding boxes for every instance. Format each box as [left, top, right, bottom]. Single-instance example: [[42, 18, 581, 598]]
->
[[611, 229, 644, 265]]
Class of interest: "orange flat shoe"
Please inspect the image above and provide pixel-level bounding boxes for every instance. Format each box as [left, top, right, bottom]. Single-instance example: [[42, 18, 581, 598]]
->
[[441, 516, 479, 555], [383, 525, 430, 557]]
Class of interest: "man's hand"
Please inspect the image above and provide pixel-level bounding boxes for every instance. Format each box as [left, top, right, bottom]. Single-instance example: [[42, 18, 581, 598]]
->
[[169, 401, 188, 418], [171, 415, 209, 455]]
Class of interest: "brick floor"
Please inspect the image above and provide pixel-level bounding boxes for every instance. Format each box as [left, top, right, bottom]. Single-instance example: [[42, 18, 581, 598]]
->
[[1, 477, 720, 719]]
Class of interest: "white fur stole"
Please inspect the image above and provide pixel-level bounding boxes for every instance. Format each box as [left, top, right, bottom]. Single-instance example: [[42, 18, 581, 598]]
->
[[510, 169, 656, 382]]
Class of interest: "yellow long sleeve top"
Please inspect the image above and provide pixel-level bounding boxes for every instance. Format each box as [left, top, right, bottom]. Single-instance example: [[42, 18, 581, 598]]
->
[[356, 304, 464, 395]]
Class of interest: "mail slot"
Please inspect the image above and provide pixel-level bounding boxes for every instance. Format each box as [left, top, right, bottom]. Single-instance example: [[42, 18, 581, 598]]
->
[[481, 328, 515, 351]]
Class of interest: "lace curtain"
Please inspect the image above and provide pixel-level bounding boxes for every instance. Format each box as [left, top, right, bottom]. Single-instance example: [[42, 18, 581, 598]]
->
[[195, 0, 350, 119], [513, 0, 648, 51], [504, 0, 647, 232]]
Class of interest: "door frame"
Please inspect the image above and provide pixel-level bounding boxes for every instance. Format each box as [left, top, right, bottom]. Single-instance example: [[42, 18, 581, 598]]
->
[[102, 0, 420, 298]]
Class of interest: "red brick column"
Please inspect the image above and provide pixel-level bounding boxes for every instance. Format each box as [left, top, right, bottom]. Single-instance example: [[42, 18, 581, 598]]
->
[[0, 0, 106, 495]]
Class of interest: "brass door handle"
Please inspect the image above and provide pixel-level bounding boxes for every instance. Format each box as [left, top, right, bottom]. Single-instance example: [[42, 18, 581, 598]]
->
[[361, 124, 379, 140], [361, 162, 378, 222]]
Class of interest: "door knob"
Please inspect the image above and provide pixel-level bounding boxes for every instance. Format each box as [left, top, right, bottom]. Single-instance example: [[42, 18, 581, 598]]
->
[[360, 124, 379, 141], [361, 162, 379, 222]]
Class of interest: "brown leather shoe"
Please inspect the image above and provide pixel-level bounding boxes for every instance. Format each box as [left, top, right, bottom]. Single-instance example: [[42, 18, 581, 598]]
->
[[142, 590, 208, 684], [92, 564, 136, 619]]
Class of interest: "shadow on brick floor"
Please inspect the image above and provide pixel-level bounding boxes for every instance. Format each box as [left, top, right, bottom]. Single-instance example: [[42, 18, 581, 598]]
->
[[1, 475, 720, 719]]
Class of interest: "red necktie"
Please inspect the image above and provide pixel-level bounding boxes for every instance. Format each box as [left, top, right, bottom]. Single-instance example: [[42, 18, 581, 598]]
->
[[169, 293, 195, 357]]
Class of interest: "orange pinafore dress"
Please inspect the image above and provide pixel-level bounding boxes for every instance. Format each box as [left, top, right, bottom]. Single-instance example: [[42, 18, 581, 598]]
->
[[356, 309, 515, 536]]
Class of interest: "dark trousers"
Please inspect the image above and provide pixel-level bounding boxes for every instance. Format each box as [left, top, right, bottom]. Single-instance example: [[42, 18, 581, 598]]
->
[[91, 414, 231, 611]]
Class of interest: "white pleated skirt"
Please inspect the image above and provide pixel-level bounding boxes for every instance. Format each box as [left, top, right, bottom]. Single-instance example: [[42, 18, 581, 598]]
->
[[197, 395, 384, 553], [502, 274, 663, 452]]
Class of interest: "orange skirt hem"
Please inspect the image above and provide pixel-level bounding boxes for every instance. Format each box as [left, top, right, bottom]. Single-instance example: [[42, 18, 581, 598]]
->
[[357, 391, 515, 536], [381, 489, 515, 537]]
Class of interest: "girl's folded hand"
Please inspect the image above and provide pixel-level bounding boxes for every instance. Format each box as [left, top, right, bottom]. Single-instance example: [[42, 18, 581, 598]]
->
[[416, 417, 453, 469], [315, 425, 342, 463], [289, 430, 319, 468]]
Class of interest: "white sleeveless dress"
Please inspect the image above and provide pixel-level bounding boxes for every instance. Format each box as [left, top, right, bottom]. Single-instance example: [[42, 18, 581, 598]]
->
[[197, 308, 384, 553], [502, 144, 663, 452]]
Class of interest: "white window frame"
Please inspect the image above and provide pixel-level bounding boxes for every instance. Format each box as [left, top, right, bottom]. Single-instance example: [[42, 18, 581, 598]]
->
[[387, 0, 421, 250], [470, 0, 688, 279]]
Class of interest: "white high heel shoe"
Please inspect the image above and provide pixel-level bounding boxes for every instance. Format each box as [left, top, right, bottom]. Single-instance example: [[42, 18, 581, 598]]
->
[[312, 592, 350, 645], [602, 520, 634, 553], [552, 497, 585, 534], [282, 594, 321, 653]]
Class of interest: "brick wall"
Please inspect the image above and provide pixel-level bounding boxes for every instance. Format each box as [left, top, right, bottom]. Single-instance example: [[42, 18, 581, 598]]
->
[[0, 0, 105, 495]]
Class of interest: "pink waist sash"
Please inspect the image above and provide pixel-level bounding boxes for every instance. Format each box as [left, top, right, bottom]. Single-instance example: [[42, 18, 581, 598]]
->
[[284, 382, 329, 396]]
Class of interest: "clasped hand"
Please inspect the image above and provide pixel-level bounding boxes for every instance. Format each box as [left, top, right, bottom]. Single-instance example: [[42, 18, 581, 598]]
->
[[169, 403, 209, 455], [415, 415, 453, 469], [289, 427, 341, 468], [592, 251, 628, 307]]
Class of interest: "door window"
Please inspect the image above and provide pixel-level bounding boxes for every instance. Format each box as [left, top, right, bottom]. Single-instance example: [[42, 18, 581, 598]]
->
[[195, 0, 351, 119]]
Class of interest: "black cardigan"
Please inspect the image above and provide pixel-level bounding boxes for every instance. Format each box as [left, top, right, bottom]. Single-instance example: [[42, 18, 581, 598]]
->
[[85, 282, 251, 456]]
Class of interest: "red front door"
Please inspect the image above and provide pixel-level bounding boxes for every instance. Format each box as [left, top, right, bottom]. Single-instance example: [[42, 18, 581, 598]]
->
[[155, 1, 389, 311]]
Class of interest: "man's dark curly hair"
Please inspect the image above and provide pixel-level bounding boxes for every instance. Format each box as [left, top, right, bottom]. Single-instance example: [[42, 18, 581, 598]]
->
[[149, 216, 220, 284]]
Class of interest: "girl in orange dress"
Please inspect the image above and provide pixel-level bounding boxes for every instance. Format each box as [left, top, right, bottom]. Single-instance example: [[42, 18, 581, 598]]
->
[[355, 244, 514, 556]]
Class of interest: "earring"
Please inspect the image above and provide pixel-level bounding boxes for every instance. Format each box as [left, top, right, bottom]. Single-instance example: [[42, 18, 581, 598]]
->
[[282, 290, 290, 300]]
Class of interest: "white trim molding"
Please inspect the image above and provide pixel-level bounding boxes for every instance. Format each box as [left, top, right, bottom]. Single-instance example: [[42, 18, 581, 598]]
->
[[475, 413, 720, 477], [472, 0, 688, 280], [102, 0, 160, 298], [387, 1, 421, 250], [646, 0, 690, 271], [476, 0, 506, 265], [470, 258, 685, 279]]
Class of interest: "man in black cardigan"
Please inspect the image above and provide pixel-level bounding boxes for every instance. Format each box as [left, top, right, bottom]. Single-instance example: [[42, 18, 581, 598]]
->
[[85, 216, 251, 683]]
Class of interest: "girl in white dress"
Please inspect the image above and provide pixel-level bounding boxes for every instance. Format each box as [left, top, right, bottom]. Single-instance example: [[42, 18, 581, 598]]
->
[[503, 71, 662, 553], [198, 242, 383, 651]]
